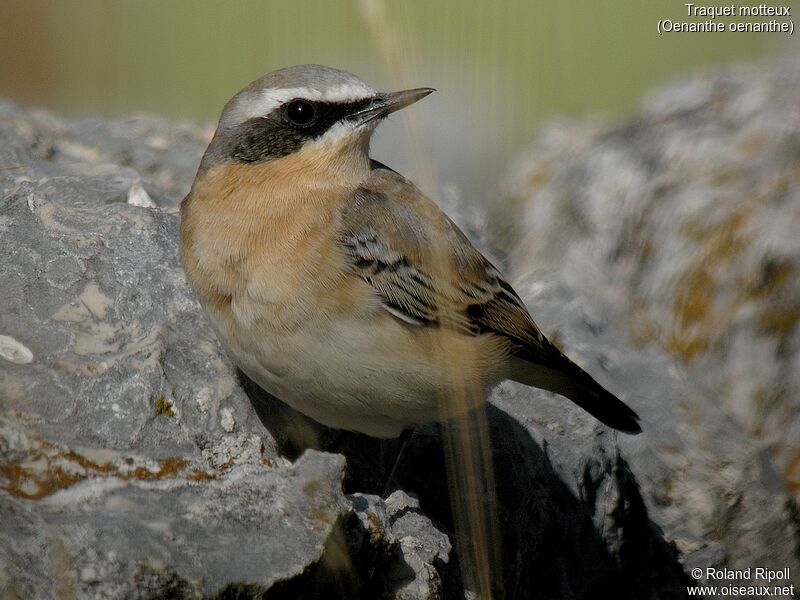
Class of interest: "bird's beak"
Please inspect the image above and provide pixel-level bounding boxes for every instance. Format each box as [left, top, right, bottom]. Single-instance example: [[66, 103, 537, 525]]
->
[[349, 88, 435, 126]]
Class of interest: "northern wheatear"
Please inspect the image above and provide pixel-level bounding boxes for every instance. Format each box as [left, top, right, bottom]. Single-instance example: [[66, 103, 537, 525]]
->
[[180, 65, 641, 438]]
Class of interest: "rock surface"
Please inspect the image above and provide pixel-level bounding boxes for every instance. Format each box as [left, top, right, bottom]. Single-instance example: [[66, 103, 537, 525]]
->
[[492, 55, 800, 498], [1, 54, 799, 599]]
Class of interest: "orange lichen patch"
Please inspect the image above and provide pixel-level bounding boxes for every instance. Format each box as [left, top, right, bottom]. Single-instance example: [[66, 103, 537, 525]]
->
[[50, 467, 80, 492], [674, 268, 714, 327], [629, 297, 661, 346], [63, 450, 117, 474], [64, 448, 188, 482], [667, 207, 753, 363], [666, 333, 710, 363], [758, 305, 800, 335], [188, 468, 217, 481], [737, 135, 768, 158], [1, 461, 80, 501], [0, 428, 272, 500], [0, 439, 210, 500], [131, 457, 186, 481], [784, 453, 800, 492], [680, 207, 751, 251], [0, 443, 76, 500], [1, 451, 193, 500], [740, 260, 800, 335], [670, 216, 798, 360]]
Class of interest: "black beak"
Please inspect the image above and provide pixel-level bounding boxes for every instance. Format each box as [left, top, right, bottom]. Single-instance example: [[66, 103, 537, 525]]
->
[[350, 88, 435, 126]]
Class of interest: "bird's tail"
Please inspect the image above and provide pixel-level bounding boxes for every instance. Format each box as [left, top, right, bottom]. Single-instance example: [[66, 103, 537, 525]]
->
[[511, 355, 642, 434]]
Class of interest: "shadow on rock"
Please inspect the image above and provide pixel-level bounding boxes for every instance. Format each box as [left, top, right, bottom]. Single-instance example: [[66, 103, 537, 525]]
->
[[240, 370, 690, 599]]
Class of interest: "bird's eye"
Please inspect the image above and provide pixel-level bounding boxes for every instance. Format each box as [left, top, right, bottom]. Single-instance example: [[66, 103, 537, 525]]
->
[[286, 100, 315, 125]]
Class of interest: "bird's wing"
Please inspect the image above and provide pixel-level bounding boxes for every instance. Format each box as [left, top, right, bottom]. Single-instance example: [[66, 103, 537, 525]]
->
[[337, 166, 562, 368], [338, 165, 642, 434]]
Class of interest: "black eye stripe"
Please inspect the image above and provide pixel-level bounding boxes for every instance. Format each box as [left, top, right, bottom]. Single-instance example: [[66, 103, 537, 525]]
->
[[282, 98, 373, 131], [228, 97, 376, 164]]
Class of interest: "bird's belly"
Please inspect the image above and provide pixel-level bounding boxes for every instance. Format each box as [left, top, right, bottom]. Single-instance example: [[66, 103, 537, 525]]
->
[[206, 304, 492, 438]]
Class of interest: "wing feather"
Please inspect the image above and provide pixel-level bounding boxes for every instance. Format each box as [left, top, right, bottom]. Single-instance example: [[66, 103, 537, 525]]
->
[[338, 168, 561, 366]]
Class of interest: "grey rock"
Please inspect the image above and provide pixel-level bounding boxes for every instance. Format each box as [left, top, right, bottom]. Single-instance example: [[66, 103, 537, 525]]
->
[[350, 491, 452, 600], [490, 55, 800, 590], [492, 55, 800, 500], [488, 274, 800, 592], [0, 448, 349, 598]]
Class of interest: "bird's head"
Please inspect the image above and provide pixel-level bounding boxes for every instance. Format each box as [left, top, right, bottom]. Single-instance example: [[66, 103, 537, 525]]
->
[[200, 64, 433, 180]]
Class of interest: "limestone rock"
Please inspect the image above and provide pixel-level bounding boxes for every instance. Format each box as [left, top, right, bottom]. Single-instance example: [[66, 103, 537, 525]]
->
[[493, 56, 800, 497]]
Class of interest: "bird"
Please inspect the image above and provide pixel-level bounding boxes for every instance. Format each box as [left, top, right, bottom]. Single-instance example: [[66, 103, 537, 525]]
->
[[180, 64, 641, 440]]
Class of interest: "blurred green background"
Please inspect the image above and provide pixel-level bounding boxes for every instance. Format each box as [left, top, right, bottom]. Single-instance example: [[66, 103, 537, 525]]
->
[[0, 0, 791, 197]]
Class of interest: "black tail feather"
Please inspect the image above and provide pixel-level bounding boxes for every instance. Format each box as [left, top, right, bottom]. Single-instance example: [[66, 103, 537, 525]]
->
[[563, 373, 642, 434], [512, 352, 642, 435]]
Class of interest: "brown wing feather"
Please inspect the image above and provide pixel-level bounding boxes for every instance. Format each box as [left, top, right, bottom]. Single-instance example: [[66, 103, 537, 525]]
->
[[337, 168, 555, 365]]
